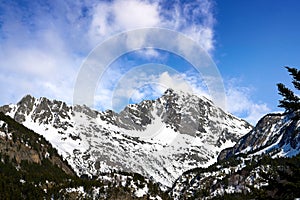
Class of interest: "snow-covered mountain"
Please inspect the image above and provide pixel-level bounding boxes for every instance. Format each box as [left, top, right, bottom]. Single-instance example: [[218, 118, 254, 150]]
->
[[0, 89, 252, 187], [170, 110, 300, 199], [0, 112, 169, 199], [218, 111, 300, 161]]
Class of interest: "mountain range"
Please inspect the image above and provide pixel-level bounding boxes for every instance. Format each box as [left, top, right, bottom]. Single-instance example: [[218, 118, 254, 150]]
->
[[0, 89, 299, 199]]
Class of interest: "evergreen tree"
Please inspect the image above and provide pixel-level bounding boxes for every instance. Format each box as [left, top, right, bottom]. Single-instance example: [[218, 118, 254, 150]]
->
[[277, 66, 300, 112]]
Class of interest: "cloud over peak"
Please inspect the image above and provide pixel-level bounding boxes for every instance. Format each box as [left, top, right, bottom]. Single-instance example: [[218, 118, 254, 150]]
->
[[0, 0, 269, 123]]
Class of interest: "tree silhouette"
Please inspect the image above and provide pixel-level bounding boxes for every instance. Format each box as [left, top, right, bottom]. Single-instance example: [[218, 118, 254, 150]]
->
[[277, 66, 300, 112]]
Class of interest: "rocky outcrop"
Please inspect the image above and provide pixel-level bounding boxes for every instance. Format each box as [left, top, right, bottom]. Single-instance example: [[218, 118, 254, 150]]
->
[[0, 112, 75, 176], [218, 111, 300, 161]]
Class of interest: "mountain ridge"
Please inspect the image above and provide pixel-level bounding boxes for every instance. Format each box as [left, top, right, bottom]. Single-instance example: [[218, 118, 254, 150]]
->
[[218, 110, 300, 161], [1, 90, 300, 199], [171, 109, 300, 199], [0, 89, 252, 188]]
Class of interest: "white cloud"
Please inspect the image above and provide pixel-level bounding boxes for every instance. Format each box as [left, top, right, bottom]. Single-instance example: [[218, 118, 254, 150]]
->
[[1, 0, 240, 123], [157, 72, 192, 92], [0, 1, 85, 104], [113, 0, 160, 28], [0, 0, 216, 107], [137, 49, 161, 59], [244, 104, 270, 125], [0, 27, 78, 104], [88, 0, 161, 44], [99, 68, 270, 124], [88, 0, 215, 52], [95, 65, 209, 112], [226, 82, 271, 125]]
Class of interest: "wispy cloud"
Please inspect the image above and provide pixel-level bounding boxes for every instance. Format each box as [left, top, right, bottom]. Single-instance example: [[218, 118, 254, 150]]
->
[[0, 0, 215, 104], [225, 80, 271, 124], [0, 0, 269, 123], [95, 65, 269, 124], [87, 0, 215, 51]]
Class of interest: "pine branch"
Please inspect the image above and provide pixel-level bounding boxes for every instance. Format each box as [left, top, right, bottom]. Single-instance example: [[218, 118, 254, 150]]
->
[[277, 83, 298, 101], [286, 66, 300, 82], [277, 66, 300, 112], [292, 80, 300, 91]]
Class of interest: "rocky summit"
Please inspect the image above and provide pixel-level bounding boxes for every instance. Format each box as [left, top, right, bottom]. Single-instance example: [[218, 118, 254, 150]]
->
[[0, 89, 252, 188]]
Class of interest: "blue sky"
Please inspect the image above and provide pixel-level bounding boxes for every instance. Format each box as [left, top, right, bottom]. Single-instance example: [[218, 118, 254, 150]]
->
[[214, 0, 300, 116], [0, 0, 299, 124]]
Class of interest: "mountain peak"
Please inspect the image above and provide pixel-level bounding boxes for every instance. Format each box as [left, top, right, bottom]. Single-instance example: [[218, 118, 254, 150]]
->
[[0, 93, 252, 187], [164, 88, 175, 95], [17, 94, 35, 105]]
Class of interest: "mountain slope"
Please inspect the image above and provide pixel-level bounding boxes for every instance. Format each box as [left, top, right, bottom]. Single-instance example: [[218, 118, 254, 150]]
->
[[0, 112, 169, 199], [0, 111, 74, 198], [0, 111, 74, 175], [0, 89, 252, 187], [170, 152, 300, 199], [218, 111, 300, 161], [171, 110, 300, 199]]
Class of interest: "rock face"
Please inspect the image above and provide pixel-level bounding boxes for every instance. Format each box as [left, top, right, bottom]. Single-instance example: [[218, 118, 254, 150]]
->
[[0, 112, 74, 176], [0, 89, 252, 187], [218, 111, 300, 161]]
